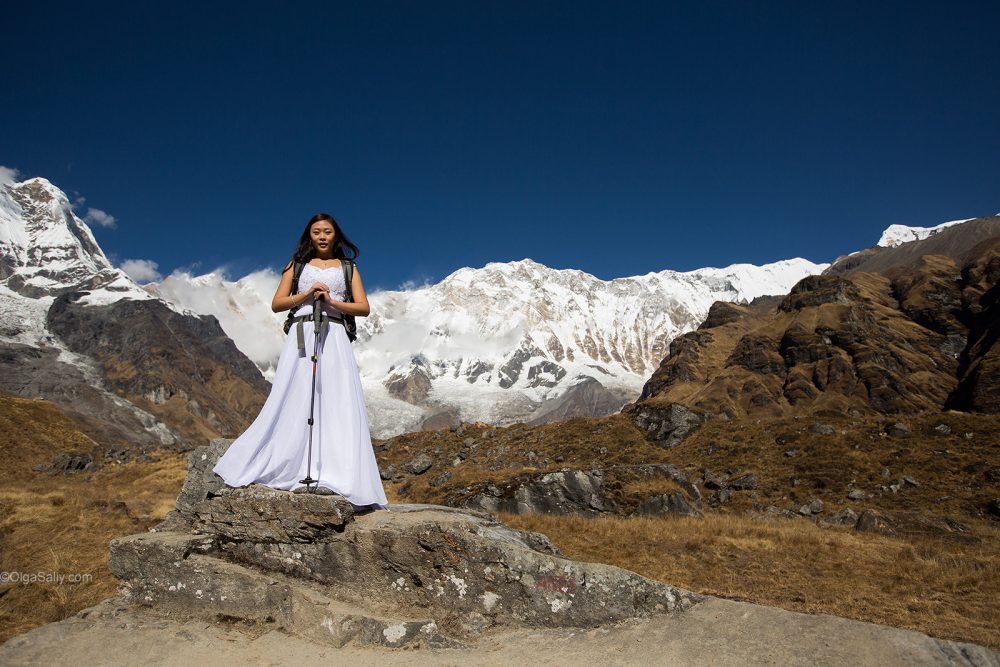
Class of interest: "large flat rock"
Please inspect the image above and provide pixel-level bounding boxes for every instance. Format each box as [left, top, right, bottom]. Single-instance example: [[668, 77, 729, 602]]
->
[[109, 440, 703, 643]]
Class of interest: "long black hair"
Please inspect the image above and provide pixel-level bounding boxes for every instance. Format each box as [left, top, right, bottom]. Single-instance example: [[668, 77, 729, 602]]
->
[[284, 212, 360, 271]]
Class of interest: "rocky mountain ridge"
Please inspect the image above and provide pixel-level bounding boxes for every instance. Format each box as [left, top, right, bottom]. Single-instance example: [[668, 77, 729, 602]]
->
[[0, 176, 270, 454], [633, 215, 1000, 419]]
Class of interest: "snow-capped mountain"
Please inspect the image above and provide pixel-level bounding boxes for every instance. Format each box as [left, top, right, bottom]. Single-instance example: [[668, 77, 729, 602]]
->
[[0, 177, 151, 304], [0, 175, 271, 452], [145, 255, 827, 437], [877, 217, 977, 248], [6, 171, 989, 442], [353, 257, 827, 435]]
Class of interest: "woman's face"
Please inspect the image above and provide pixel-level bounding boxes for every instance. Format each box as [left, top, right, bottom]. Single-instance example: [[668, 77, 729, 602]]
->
[[310, 221, 336, 253]]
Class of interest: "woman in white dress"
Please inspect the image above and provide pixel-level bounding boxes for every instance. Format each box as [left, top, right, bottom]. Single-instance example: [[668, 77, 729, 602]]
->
[[212, 213, 390, 511]]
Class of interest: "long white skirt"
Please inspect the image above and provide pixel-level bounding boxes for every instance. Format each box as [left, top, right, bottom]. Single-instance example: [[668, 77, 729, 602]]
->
[[212, 318, 390, 510]]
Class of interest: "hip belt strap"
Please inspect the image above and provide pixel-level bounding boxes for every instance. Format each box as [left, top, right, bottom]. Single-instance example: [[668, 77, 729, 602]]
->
[[289, 313, 344, 352]]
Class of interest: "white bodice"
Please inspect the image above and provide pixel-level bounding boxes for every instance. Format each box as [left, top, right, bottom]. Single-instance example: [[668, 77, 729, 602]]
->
[[293, 262, 348, 317]]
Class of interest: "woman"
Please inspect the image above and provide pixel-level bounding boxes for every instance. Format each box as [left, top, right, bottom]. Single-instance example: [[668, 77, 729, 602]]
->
[[212, 213, 390, 511]]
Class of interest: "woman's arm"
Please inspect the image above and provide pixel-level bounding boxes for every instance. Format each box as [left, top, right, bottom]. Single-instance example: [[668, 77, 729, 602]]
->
[[330, 266, 371, 317], [271, 262, 313, 313]]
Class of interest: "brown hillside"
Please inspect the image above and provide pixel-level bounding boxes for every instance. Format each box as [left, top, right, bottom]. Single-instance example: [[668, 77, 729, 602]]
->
[[45, 294, 271, 448], [633, 236, 1000, 419], [826, 215, 1000, 277]]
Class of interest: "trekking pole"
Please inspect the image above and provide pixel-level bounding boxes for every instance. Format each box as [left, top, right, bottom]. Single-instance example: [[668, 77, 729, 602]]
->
[[298, 299, 323, 493]]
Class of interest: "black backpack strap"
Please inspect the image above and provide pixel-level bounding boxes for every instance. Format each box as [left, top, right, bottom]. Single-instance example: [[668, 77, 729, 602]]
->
[[283, 259, 306, 334], [339, 259, 358, 343], [341, 258, 354, 301], [291, 259, 305, 295]]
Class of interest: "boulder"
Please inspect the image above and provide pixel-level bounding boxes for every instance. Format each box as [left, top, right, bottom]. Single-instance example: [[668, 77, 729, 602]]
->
[[855, 509, 894, 535], [885, 422, 912, 438], [799, 499, 824, 515], [702, 468, 729, 490], [634, 492, 701, 517], [623, 402, 707, 448], [106, 439, 703, 648], [465, 469, 614, 516], [457, 463, 701, 517], [728, 473, 759, 490], [402, 453, 434, 475], [823, 508, 860, 527], [47, 451, 99, 474], [987, 499, 1000, 518]]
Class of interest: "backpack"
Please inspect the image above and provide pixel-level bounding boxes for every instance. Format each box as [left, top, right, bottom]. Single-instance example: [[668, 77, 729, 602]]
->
[[282, 258, 358, 343]]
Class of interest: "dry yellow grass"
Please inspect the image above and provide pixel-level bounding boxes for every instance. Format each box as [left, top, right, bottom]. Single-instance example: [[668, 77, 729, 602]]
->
[[0, 394, 99, 482], [0, 453, 188, 643], [2, 392, 997, 651], [500, 510, 1000, 649]]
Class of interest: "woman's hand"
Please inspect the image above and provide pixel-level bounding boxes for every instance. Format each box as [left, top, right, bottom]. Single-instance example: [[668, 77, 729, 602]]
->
[[309, 282, 330, 301]]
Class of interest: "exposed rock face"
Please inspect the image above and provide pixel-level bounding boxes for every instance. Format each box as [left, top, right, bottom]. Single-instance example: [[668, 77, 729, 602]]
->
[[107, 441, 703, 648], [46, 293, 270, 447], [454, 463, 703, 518], [699, 301, 751, 329], [946, 243, 1000, 413], [384, 358, 433, 403], [621, 401, 708, 447], [635, 331, 714, 399], [634, 231, 1000, 419], [778, 275, 863, 312], [527, 376, 630, 426], [498, 339, 551, 389], [0, 340, 181, 449]]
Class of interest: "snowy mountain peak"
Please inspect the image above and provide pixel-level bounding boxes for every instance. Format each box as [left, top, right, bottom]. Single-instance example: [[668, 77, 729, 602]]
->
[[340, 254, 830, 435], [877, 218, 975, 248], [0, 174, 151, 304]]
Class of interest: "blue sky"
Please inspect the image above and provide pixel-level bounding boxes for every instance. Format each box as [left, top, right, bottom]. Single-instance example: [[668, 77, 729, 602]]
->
[[2, 1, 999, 291]]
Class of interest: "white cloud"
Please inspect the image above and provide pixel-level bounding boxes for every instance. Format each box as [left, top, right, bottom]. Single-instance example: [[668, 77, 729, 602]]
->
[[120, 258, 163, 283], [368, 277, 436, 299], [0, 166, 20, 186], [84, 207, 117, 228], [397, 279, 432, 291], [399, 275, 437, 291], [150, 268, 286, 378]]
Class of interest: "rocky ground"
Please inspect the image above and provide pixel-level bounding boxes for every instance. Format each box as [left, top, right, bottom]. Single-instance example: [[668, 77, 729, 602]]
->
[[373, 410, 1000, 537], [2, 438, 998, 666], [4, 593, 998, 667]]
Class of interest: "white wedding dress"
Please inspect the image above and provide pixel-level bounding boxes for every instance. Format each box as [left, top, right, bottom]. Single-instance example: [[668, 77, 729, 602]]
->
[[212, 262, 390, 510]]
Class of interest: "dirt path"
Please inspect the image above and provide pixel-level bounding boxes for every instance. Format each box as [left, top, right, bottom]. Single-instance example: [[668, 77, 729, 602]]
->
[[2, 596, 997, 666]]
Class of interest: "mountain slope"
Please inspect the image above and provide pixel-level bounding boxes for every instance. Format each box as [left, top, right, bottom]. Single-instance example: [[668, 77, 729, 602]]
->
[[0, 176, 270, 453], [632, 216, 1000, 418]]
